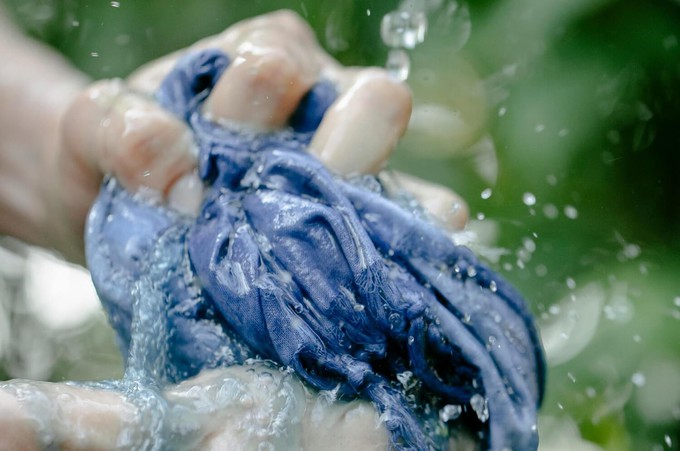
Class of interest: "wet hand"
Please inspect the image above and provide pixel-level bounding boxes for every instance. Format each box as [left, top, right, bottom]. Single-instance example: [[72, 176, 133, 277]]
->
[[56, 10, 467, 262]]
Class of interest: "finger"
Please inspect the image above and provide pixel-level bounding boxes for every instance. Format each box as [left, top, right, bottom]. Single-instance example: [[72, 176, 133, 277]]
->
[[390, 171, 469, 230], [61, 79, 197, 200], [309, 69, 412, 175], [127, 10, 333, 96], [202, 39, 317, 129]]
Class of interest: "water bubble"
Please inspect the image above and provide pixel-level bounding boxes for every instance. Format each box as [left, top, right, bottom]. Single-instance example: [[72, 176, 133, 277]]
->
[[489, 280, 497, 292], [564, 205, 578, 219], [90, 52, 99, 57], [665, 435, 672, 447], [386, 49, 411, 81], [566, 278, 576, 290], [673, 296, 680, 307], [408, 336, 415, 345], [466, 266, 477, 278], [567, 372, 576, 383], [498, 106, 507, 117], [558, 128, 570, 137], [469, 394, 489, 422], [439, 404, 462, 422], [481, 188, 492, 199], [522, 192, 536, 206], [367, 9, 371, 16], [353, 304, 365, 312], [542, 203, 559, 219], [523, 238, 536, 253], [535, 124, 545, 133], [381, 10, 428, 49], [535, 264, 547, 277], [111, 1, 120, 7], [476, 212, 485, 220], [585, 387, 597, 398], [631, 372, 646, 387]]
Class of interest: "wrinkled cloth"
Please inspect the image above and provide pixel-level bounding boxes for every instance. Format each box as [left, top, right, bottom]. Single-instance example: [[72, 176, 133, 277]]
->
[[86, 49, 545, 451]]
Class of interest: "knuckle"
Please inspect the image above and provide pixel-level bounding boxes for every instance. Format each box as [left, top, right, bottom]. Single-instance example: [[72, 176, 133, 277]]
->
[[245, 51, 300, 89]]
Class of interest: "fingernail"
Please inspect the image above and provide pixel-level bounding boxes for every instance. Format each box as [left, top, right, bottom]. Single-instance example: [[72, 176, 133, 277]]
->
[[168, 172, 204, 217]]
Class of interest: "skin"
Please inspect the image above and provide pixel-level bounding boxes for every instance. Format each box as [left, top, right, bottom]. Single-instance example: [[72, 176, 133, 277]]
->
[[0, 9, 471, 450]]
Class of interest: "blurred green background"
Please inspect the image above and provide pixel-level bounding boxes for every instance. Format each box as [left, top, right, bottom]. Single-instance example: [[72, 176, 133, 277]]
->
[[1, 0, 679, 449]]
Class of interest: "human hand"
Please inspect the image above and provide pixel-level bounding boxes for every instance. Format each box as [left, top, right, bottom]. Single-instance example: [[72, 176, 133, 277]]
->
[[2, 9, 475, 450], [0, 364, 389, 450], [53, 10, 467, 263]]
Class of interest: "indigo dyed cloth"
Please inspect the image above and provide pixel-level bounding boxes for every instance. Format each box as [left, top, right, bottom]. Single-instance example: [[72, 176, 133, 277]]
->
[[86, 49, 545, 451]]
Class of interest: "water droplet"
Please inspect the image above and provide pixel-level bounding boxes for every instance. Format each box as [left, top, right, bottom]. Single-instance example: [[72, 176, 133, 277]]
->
[[466, 266, 477, 278], [585, 387, 597, 398], [489, 280, 497, 292], [522, 192, 536, 206], [664, 435, 672, 447], [558, 128, 570, 137], [498, 106, 507, 117], [439, 404, 462, 422], [367, 8, 371, 16], [543, 203, 559, 219], [354, 304, 365, 312], [564, 205, 578, 219], [470, 394, 489, 422], [481, 188, 492, 199], [110, 1, 120, 7], [476, 212, 485, 220], [631, 372, 646, 387], [381, 10, 428, 49], [386, 49, 410, 81], [408, 335, 415, 345], [90, 52, 99, 57], [535, 124, 545, 133], [673, 297, 680, 307], [432, 1, 471, 52], [566, 278, 576, 290], [567, 372, 576, 383]]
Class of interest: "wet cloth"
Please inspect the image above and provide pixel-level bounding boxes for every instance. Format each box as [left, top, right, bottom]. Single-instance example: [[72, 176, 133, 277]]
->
[[86, 49, 545, 451]]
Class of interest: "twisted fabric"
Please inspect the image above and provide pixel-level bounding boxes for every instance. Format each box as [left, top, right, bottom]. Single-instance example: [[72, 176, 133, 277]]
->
[[86, 49, 545, 450]]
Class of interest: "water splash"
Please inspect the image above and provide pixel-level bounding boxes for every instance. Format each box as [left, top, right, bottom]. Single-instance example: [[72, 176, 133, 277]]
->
[[381, 10, 428, 49]]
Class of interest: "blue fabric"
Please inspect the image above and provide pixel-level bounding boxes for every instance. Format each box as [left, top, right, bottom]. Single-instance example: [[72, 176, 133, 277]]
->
[[86, 49, 545, 451]]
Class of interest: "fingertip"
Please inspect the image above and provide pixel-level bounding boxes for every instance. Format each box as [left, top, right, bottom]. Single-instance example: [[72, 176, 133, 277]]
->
[[203, 48, 315, 129], [309, 70, 412, 175], [390, 171, 469, 230]]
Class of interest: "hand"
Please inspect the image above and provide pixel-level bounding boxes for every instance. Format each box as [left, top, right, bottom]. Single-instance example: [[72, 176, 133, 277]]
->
[[0, 365, 389, 451], [53, 10, 467, 262], [0, 9, 472, 450]]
